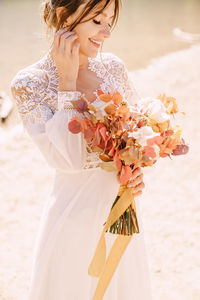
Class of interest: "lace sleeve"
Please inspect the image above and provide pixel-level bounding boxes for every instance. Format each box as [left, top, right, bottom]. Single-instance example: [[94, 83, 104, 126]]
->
[[10, 69, 53, 126], [10, 69, 88, 172]]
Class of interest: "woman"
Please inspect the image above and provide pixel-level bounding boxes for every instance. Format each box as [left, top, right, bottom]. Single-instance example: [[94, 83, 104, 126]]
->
[[10, 0, 153, 299]]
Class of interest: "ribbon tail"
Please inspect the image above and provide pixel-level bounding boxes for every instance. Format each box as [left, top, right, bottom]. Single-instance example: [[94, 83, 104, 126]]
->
[[88, 187, 134, 277], [88, 231, 106, 277], [131, 199, 140, 233], [92, 234, 132, 300]]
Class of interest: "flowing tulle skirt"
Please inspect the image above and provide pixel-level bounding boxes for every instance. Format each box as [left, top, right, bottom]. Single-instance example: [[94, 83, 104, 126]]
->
[[28, 168, 152, 300]]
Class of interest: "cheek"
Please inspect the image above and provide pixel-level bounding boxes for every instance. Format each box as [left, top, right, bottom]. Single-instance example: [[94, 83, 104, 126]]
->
[[75, 23, 99, 43]]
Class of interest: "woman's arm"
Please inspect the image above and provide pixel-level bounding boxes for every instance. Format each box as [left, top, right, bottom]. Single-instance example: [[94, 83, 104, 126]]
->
[[10, 70, 87, 172]]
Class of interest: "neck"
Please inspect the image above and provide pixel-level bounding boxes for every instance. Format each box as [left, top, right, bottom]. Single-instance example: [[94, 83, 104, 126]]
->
[[79, 53, 89, 71]]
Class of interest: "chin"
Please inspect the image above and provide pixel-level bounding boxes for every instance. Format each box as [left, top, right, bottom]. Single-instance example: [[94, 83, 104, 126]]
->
[[81, 47, 99, 59]]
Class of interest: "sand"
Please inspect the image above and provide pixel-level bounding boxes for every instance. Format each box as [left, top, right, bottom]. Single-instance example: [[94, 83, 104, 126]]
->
[[0, 43, 199, 300]]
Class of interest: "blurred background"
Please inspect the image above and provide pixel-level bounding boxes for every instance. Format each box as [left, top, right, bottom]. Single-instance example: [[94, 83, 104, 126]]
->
[[0, 0, 200, 94], [0, 0, 200, 299]]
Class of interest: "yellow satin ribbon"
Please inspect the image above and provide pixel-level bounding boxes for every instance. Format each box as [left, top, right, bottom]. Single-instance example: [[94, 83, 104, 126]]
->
[[88, 186, 140, 300]]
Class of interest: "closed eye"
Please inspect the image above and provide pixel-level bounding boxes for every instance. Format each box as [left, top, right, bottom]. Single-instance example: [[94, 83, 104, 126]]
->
[[93, 19, 111, 28]]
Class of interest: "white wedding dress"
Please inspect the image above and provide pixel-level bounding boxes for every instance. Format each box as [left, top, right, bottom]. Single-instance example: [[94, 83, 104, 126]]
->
[[10, 49, 153, 300]]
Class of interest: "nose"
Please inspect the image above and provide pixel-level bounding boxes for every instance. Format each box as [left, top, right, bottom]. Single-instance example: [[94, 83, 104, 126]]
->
[[100, 24, 111, 39]]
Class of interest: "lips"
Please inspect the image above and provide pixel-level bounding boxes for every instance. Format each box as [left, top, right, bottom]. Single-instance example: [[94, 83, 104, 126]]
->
[[89, 38, 102, 48]]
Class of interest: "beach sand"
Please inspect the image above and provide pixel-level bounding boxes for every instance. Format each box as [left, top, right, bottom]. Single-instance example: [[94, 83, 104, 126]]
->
[[0, 44, 199, 300]]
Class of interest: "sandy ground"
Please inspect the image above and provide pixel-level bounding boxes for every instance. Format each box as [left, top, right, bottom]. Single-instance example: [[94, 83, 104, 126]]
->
[[0, 44, 200, 300]]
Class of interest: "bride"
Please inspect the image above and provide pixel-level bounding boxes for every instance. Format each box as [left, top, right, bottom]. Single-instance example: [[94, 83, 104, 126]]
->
[[10, 0, 153, 299]]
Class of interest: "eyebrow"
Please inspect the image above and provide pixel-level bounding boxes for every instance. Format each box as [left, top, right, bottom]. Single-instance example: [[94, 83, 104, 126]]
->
[[95, 11, 115, 19]]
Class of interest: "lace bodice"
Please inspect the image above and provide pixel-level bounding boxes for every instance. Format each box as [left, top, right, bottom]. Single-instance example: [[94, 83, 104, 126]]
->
[[10, 50, 141, 170]]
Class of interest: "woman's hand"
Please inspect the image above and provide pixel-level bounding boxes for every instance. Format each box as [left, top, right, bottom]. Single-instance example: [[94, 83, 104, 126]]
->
[[127, 165, 145, 197], [50, 27, 80, 91]]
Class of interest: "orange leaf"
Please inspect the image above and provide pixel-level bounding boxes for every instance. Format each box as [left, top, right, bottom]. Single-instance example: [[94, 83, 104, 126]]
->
[[119, 165, 132, 185], [143, 146, 157, 159], [157, 93, 179, 114], [84, 126, 96, 143], [91, 145, 103, 152], [146, 136, 164, 146], [159, 138, 179, 157], [92, 128, 102, 146], [105, 137, 113, 151], [141, 155, 154, 166], [88, 104, 96, 113], [163, 130, 174, 137], [68, 117, 82, 134], [112, 91, 123, 105], [104, 104, 116, 115], [99, 126, 108, 141], [99, 154, 112, 162], [99, 94, 112, 102], [114, 150, 122, 171], [108, 143, 115, 157], [137, 120, 146, 128], [82, 120, 89, 131], [97, 89, 104, 96], [117, 105, 129, 118]]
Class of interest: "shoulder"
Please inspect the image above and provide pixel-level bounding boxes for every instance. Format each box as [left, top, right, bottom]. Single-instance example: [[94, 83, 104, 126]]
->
[[96, 52, 129, 82], [98, 52, 126, 70], [98, 52, 140, 104], [11, 66, 48, 96], [10, 58, 50, 104]]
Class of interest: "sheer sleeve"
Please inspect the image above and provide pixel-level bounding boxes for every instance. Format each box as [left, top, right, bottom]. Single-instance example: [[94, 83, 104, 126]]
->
[[10, 69, 87, 172]]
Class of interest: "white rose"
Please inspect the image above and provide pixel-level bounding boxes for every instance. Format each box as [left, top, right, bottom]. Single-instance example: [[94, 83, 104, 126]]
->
[[128, 125, 160, 146], [138, 97, 170, 123], [138, 97, 155, 109]]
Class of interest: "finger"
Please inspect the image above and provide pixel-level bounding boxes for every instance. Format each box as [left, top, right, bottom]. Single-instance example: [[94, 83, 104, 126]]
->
[[53, 28, 69, 48], [127, 176, 144, 188], [132, 182, 145, 193], [127, 174, 143, 188], [54, 30, 75, 50], [130, 168, 143, 181], [61, 34, 78, 55], [60, 33, 78, 54], [132, 190, 142, 197], [55, 27, 68, 36], [132, 163, 139, 171], [72, 41, 80, 57], [132, 166, 139, 174]]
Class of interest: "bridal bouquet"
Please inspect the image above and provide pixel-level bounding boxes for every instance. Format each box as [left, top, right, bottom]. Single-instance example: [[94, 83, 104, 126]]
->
[[68, 89, 189, 234], [68, 89, 189, 300]]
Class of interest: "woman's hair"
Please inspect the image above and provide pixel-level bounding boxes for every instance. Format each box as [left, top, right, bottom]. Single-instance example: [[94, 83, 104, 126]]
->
[[41, 0, 122, 36]]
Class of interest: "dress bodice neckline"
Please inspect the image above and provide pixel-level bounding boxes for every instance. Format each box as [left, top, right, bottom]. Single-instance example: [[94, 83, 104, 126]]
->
[[46, 48, 108, 105]]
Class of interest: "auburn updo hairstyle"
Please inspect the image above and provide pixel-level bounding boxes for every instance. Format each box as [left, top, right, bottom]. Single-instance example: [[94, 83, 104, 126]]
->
[[41, 0, 121, 36]]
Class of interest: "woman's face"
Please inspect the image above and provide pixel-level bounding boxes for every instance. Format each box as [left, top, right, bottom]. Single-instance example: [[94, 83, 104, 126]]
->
[[64, 0, 116, 58]]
